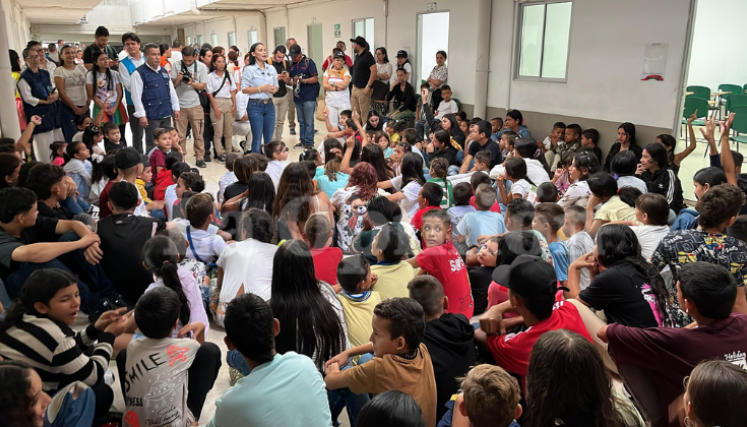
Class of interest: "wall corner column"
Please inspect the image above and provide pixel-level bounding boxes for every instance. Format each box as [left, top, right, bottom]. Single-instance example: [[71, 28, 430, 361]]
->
[[473, 0, 492, 120]]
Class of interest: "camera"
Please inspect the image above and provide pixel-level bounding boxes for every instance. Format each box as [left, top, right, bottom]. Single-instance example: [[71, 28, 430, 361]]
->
[[180, 62, 193, 84]]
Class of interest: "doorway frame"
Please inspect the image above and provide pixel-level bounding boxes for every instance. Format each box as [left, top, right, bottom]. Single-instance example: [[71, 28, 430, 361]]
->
[[415, 10, 451, 87]]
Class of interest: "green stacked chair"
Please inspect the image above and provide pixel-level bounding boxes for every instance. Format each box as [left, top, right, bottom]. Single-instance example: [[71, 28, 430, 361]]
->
[[719, 84, 742, 113], [686, 85, 710, 99], [729, 106, 747, 152]]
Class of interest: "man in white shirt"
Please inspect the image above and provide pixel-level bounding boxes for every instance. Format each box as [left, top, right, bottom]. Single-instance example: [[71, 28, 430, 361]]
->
[[119, 32, 147, 153], [233, 91, 252, 153], [170, 39, 183, 65], [171, 46, 209, 168], [130, 43, 181, 155]]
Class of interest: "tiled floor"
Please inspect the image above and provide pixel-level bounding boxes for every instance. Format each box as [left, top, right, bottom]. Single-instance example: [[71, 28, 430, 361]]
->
[[102, 118, 718, 425], [107, 118, 343, 426]]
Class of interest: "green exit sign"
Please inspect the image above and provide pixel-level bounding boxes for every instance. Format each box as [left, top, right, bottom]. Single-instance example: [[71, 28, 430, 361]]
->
[[334, 23, 341, 31]]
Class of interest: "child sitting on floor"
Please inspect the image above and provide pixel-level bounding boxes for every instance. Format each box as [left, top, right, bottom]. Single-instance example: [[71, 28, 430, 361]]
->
[[154, 151, 183, 202], [533, 203, 570, 286], [305, 213, 344, 287], [370, 224, 416, 301], [411, 182, 444, 239], [337, 255, 381, 361], [408, 209, 474, 319], [118, 287, 220, 427], [324, 298, 438, 427]]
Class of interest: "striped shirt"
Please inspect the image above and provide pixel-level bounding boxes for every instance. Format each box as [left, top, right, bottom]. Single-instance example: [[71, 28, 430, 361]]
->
[[0, 314, 114, 392]]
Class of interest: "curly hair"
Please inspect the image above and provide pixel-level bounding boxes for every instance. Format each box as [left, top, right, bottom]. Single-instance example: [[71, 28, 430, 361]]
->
[[347, 162, 379, 201]]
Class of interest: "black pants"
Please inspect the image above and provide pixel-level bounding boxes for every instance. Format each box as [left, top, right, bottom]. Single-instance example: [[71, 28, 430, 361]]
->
[[90, 381, 115, 421], [116, 342, 221, 420]]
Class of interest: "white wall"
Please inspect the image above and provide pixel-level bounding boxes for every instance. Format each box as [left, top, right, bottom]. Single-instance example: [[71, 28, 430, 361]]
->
[[687, 0, 746, 91], [177, 13, 264, 53], [488, 0, 691, 130], [2, 0, 31, 52]]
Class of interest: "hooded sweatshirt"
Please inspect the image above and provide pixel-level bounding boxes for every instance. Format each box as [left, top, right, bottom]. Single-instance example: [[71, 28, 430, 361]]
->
[[422, 313, 477, 421]]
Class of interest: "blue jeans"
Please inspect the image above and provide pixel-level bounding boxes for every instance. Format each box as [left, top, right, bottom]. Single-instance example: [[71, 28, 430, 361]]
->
[[149, 208, 166, 220], [328, 353, 373, 427], [61, 195, 90, 215], [59, 103, 89, 144], [247, 100, 276, 154], [295, 100, 316, 146]]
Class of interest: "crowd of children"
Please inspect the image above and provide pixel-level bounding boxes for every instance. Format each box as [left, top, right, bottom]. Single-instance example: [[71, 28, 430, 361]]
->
[[3, 85, 747, 427]]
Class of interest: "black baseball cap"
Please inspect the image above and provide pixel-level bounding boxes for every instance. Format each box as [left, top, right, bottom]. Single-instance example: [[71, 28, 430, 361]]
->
[[492, 255, 558, 299], [396, 50, 408, 58], [350, 36, 367, 47], [333, 51, 346, 60], [115, 147, 141, 170], [289, 44, 302, 57]]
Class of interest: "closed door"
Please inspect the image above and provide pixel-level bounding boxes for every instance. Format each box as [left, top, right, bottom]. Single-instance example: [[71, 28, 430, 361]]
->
[[307, 23, 323, 65]]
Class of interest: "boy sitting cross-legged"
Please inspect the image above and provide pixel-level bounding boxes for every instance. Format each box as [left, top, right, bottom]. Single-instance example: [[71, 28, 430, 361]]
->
[[325, 297, 438, 427], [207, 293, 332, 427]]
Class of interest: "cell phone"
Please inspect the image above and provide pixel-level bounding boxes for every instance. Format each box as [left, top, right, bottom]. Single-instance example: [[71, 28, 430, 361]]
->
[[50, 87, 57, 94]]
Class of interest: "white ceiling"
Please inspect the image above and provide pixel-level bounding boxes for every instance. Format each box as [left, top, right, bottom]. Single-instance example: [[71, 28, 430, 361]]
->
[[17, 0, 101, 24]]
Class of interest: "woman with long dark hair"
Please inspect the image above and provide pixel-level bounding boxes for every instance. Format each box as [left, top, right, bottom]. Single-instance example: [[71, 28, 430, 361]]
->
[[332, 162, 379, 252], [558, 150, 600, 208], [275, 162, 334, 240], [86, 51, 127, 128], [241, 42, 278, 153], [637, 142, 685, 213], [526, 330, 643, 427], [271, 239, 348, 368], [241, 171, 275, 215], [371, 47, 394, 116], [54, 44, 89, 141], [603, 122, 643, 172], [511, 137, 551, 184], [566, 224, 670, 328], [207, 53, 238, 159]]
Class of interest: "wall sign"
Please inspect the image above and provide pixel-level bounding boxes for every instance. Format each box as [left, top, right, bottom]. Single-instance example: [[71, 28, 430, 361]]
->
[[427, 2, 437, 11]]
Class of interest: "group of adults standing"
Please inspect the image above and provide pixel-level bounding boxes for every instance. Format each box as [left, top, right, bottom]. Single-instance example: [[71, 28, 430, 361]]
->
[[12, 28, 449, 165]]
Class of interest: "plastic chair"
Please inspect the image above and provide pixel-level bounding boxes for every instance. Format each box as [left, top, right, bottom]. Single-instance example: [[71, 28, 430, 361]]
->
[[686, 85, 710, 99], [728, 94, 747, 112], [728, 106, 747, 152], [681, 97, 708, 156], [719, 84, 742, 108], [743, 83, 747, 93]]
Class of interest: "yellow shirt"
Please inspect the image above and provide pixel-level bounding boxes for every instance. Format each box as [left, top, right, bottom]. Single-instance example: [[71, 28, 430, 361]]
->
[[370, 261, 415, 301], [390, 133, 401, 143], [594, 195, 638, 223], [337, 291, 381, 360], [134, 178, 152, 204]]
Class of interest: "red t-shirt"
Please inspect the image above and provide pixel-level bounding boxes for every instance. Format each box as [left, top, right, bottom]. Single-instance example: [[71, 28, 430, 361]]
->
[[487, 300, 592, 378], [607, 314, 747, 427], [311, 246, 344, 285], [150, 149, 167, 184], [488, 281, 564, 317], [154, 169, 174, 201], [98, 180, 117, 218], [410, 206, 441, 232], [416, 241, 474, 318], [469, 195, 501, 213]]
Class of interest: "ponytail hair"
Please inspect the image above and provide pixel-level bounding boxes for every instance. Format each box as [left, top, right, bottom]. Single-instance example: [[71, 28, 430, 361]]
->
[[618, 186, 642, 207], [505, 157, 535, 186], [49, 141, 66, 162], [299, 147, 320, 163], [142, 236, 190, 328], [0, 269, 77, 334], [262, 140, 285, 160]]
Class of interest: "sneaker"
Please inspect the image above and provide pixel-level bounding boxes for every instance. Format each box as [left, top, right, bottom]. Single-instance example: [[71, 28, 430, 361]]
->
[[196, 160, 207, 168], [204, 154, 211, 162], [104, 371, 115, 386], [294, 142, 305, 148], [217, 154, 226, 163], [289, 128, 296, 135]]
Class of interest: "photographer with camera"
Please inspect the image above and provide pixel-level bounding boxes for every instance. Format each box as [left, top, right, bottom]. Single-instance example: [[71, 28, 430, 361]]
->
[[288, 44, 319, 150], [171, 46, 209, 168], [130, 43, 180, 155]]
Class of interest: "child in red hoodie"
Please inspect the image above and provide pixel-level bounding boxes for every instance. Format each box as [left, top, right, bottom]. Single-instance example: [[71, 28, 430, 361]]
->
[[154, 152, 184, 201]]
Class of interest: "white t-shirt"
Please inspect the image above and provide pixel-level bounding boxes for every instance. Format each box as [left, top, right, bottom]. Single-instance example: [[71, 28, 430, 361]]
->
[[376, 62, 395, 86], [399, 181, 423, 220], [174, 221, 226, 264], [567, 231, 594, 290], [510, 179, 538, 205], [617, 176, 648, 194], [123, 337, 199, 427], [447, 205, 477, 239], [435, 100, 458, 120], [266, 160, 288, 191], [631, 225, 670, 261], [216, 238, 277, 303], [86, 69, 121, 104], [525, 158, 551, 185], [331, 186, 366, 253], [165, 184, 177, 220], [207, 71, 234, 99], [324, 68, 351, 107], [54, 65, 88, 106], [558, 180, 592, 208]]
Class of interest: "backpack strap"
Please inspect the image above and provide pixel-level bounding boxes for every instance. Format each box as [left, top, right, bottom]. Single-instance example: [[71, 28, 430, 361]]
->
[[186, 225, 217, 268]]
